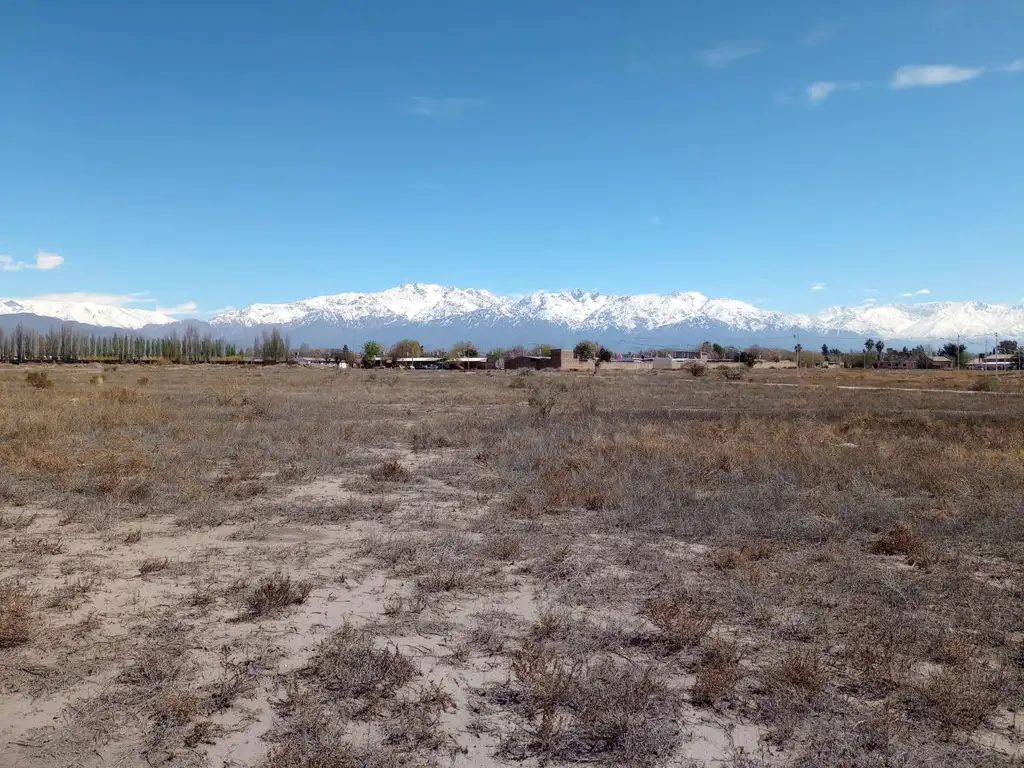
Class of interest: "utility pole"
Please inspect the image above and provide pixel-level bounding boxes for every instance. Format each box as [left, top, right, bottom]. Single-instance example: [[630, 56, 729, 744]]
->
[[956, 334, 960, 372]]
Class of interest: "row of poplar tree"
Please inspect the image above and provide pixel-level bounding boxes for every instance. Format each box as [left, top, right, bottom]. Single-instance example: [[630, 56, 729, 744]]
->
[[0, 324, 297, 364]]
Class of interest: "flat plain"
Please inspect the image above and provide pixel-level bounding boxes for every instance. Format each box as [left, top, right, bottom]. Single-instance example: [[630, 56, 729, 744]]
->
[[1, 364, 1023, 767]]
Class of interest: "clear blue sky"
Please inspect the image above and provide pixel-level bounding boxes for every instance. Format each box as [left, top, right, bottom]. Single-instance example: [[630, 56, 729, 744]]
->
[[1, 0, 1022, 317]]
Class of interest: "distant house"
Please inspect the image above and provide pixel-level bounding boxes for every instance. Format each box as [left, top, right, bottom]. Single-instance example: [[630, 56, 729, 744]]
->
[[925, 356, 953, 370], [506, 355, 551, 370], [969, 354, 1017, 370], [872, 357, 914, 370]]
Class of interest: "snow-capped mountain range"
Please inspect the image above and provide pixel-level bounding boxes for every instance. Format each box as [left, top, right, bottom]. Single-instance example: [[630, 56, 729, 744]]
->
[[0, 299, 177, 330], [3, 284, 1024, 347]]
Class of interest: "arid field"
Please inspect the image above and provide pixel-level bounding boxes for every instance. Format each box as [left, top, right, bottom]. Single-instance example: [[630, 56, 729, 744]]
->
[[1, 364, 1023, 767]]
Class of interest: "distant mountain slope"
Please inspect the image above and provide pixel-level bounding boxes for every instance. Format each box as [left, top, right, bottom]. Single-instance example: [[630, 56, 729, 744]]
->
[[3, 284, 1023, 349], [0, 299, 176, 329]]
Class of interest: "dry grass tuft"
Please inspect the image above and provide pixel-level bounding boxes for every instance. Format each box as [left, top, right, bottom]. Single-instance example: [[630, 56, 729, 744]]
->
[[122, 528, 142, 545], [139, 557, 170, 576], [369, 459, 411, 483], [500, 638, 680, 764], [25, 370, 54, 389], [873, 521, 936, 567], [0, 582, 36, 647], [240, 573, 313, 619], [300, 622, 418, 708], [693, 636, 743, 707], [767, 649, 825, 701], [89, 373, 105, 386], [908, 664, 1004, 733], [643, 593, 715, 650], [10, 536, 64, 555]]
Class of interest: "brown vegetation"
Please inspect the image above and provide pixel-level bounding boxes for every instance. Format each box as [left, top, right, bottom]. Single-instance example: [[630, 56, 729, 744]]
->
[[0, 364, 1022, 767]]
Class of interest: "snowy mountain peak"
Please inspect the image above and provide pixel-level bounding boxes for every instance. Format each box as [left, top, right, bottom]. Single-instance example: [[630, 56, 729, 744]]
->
[[209, 285, 1024, 341], [0, 298, 177, 329]]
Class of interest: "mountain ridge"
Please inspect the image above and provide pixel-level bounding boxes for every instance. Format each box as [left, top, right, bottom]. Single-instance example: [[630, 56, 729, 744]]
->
[[3, 284, 1023, 347]]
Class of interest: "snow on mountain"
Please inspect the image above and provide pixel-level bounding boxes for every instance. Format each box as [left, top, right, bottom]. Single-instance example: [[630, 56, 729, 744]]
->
[[0, 299, 177, 329], [4, 283, 1023, 342], [209, 284, 1024, 341], [211, 284, 510, 327]]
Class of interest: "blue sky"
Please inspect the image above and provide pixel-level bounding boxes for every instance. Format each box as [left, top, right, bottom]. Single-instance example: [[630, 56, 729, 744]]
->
[[1, 0, 1022, 317]]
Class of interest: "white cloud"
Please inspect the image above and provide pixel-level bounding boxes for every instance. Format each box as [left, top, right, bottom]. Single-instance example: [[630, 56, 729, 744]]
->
[[1002, 58, 1024, 72], [891, 65, 983, 89], [696, 43, 762, 69], [862, 298, 878, 304], [0, 250, 65, 271], [155, 301, 199, 316], [803, 22, 841, 47], [806, 81, 864, 103], [810, 282, 827, 291], [900, 288, 931, 297], [407, 97, 486, 118], [807, 82, 838, 103]]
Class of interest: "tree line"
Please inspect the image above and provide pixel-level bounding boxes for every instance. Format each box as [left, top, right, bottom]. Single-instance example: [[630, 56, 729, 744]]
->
[[0, 323, 246, 364]]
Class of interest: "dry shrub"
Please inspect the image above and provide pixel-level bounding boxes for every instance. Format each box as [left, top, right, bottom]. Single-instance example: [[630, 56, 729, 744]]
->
[[527, 379, 568, 420], [10, 536, 64, 555], [25, 371, 54, 389], [872, 522, 936, 567], [357, 533, 423, 566], [103, 364, 119, 373], [416, 559, 475, 593], [382, 681, 457, 751], [123, 529, 142, 545], [240, 573, 313, 619], [0, 512, 36, 530], [908, 664, 1004, 733], [692, 636, 743, 707], [688, 363, 708, 377], [137, 376, 150, 386], [45, 575, 98, 610], [89, 373, 105, 386], [642, 593, 714, 650], [482, 531, 524, 562], [151, 688, 202, 726], [302, 622, 417, 707], [139, 557, 170, 576], [102, 386, 141, 405], [767, 649, 825, 702], [0, 583, 35, 647], [369, 459, 411, 483], [711, 540, 777, 570], [968, 376, 994, 392], [502, 640, 679, 764], [719, 367, 744, 381]]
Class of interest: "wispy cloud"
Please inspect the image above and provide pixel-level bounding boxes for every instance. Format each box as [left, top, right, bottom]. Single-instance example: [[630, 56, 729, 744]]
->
[[900, 288, 931, 297], [155, 301, 199, 316], [407, 96, 486, 119], [863, 288, 880, 295], [806, 81, 864, 103], [0, 250, 64, 272], [891, 65, 983, 89], [1002, 58, 1024, 72], [810, 282, 827, 291], [696, 43, 762, 69], [862, 298, 878, 304], [802, 22, 842, 47]]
